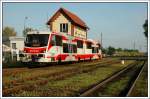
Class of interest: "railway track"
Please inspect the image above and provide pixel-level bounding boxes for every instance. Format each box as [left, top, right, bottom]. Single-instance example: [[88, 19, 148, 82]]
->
[[126, 61, 147, 96], [3, 58, 121, 96], [3, 58, 117, 86], [2, 58, 112, 76], [79, 60, 146, 97]]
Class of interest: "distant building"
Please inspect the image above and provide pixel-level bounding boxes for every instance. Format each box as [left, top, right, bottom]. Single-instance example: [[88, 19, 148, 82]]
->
[[2, 44, 11, 52], [9, 36, 24, 61], [2, 44, 11, 62], [47, 8, 89, 39]]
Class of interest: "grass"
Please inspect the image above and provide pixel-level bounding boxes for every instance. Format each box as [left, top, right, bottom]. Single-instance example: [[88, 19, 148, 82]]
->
[[97, 76, 130, 97], [14, 60, 134, 96], [128, 61, 148, 97], [3, 61, 26, 68], [3, 58, 117, 88], [94, 61, 145, 97], [3, 58, 119, 96]]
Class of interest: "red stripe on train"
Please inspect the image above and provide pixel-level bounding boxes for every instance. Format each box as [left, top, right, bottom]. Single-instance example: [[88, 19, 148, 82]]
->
[[24, 47, 46, 53]]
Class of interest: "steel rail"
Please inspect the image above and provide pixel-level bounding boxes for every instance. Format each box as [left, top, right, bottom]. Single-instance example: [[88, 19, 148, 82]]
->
[[79, 61, 139, 97], [3, 59, 120, 96], [126, 61, 146, 96]]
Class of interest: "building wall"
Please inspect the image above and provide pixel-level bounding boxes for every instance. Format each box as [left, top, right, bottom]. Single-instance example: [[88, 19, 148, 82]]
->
[[74, 26, 87, 39], [51, 13, 87, 39], [10, 38, 24, 61], [52, 13, 72, 35], [10, 40, 24, 51]]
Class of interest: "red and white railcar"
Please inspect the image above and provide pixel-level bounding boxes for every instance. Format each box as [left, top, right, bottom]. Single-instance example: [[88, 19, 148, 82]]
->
[[20, 31, 102, 63]]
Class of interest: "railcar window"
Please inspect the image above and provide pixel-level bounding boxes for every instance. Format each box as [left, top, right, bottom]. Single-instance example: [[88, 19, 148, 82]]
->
[[97, 48, 99, 53], [92, 47, 94, 53], [77, 40, 83, 48], [25, 34, 49, 47], [87, 42, 92, 49], [63, 43, 69, 53], [72, 44, 77, 53], [51, 35, 62, 46], [55, 35, 62, 46], [63, 43, 77, 53], [92, 47, 99, 53]]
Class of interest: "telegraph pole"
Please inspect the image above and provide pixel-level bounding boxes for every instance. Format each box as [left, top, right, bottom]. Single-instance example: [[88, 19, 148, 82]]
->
[[24, 16, 28, 31], [101, 32, 103, 49], [133, 41, 135, 50]]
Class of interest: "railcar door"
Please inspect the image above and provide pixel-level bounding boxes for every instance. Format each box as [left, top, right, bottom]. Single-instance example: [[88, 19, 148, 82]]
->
[[68, 35, 73, 61]]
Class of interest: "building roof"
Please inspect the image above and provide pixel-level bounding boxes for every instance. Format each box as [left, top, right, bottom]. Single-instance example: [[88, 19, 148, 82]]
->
[[47, 8, 89, 30], [9, 36, 24, 41]]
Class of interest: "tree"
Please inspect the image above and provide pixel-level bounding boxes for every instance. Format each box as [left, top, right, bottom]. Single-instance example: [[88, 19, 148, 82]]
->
[[23, 27, 33, 36], [3, 26, 17, 46], [143, 19, 148, 38], [143, 19, 148, 53], [102, 48, 107, 54], [3, 26, 17, 37], [116, 48, 122, 52], [107, 46, 116, 56]]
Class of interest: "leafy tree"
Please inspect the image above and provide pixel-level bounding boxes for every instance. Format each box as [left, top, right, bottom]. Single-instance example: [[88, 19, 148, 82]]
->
[[107, 46, 116, 55], [143, 19, 148, 38], [3, 26, 17, 46], [3, 26, 17, 37], [102, 48, 107, 54], [143, 19, 148, 53], [116, 48, 122, 52], [23, 27, 33, 36]]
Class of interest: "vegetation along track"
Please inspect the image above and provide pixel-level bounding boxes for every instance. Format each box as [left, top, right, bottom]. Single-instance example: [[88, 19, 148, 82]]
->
[[3, 58, 113, 76], [126, 61, 148, 97], [3, 58, 113, 86], [3, 60, 134, 96], [3, 58, 121, 96], [79, 60, 146, 97]]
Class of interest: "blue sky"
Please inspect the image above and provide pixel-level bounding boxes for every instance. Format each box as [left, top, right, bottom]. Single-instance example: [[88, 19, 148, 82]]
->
[[3, 2, 147, 52]]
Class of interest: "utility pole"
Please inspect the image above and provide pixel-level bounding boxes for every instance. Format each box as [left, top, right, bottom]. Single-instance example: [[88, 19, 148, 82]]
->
[[133, 41, 135, 50], [101, 32, 103, 48], [139, 45, 142, 52], [24, 16, 28, 31]]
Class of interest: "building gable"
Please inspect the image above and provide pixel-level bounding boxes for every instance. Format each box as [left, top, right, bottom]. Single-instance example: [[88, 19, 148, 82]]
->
[[47, 8, 89, 30], [47, 8, 88, 39]]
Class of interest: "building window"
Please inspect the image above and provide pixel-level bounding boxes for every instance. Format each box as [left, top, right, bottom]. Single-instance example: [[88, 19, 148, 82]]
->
[[12, 43, 16, 49], [60, 23, 68, 33]]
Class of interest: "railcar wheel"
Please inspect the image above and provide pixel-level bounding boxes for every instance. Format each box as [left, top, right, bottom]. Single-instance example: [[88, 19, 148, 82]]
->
[[78, 58, 80, 63], [58, 58, 62, 64], [90, 57, 92, 61]]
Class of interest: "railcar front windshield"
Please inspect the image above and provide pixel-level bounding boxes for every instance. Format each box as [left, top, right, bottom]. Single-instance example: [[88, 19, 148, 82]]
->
[[25, 34, 49, 47]]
